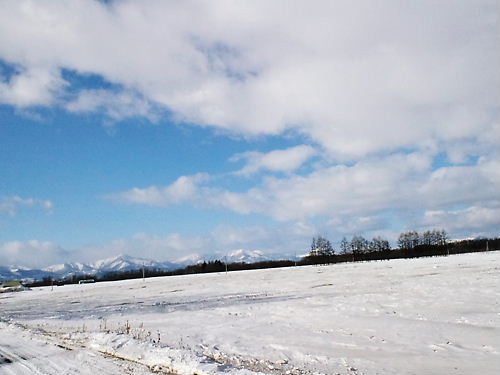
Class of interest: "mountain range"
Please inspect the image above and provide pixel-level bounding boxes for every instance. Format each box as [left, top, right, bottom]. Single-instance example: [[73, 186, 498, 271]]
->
[[0, 250, 295, 282]]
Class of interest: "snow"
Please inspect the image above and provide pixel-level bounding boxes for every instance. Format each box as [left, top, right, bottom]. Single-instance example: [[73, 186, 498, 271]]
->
[[1, 251, 499, 375], [226, 249, 265, 262], [92, 254, 159, 271], [43, 262, 94, 274]]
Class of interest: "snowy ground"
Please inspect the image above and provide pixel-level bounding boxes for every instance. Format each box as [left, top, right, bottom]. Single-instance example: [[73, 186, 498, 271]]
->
[[1, 251, 499, 375]]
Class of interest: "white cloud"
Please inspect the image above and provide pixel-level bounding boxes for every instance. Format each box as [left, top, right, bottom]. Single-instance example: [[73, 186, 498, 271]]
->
[[0, 66, 67, 107], [66, 89, 159, 122], [230, 145, 316, 176], [0, 0, 497, 158], [108, 173, 210, 207], [0, 240, 67, 268], [418, 157, 500, 208], [108, 151, 499, 233], [211, 152, 436, 220], [327, 215, 388, 236], [0, 196, 53, 216], [421, 204, 499, 239]]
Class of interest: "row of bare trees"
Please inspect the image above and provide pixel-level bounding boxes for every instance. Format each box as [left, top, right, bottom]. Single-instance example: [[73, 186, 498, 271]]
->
[[397, 229, 447, 249], [310, 235, 391, 256], [339, 235, 391, 254], [310, 229, 448, 257]]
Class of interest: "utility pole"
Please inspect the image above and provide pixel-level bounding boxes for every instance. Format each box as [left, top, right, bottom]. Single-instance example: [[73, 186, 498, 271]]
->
[[142, 262, 145, 282], [224, 256, 228, 275]]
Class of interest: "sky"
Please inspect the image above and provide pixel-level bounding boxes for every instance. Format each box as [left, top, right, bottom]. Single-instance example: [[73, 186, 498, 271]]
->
[[0, 0, 499, 268]]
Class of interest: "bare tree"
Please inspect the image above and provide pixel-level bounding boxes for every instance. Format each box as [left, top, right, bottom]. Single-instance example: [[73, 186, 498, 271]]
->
[[351, 235, 369, 254], [340, 237, 350, 254], [369, 236, 391, 252], [310, 235, 335, 256]]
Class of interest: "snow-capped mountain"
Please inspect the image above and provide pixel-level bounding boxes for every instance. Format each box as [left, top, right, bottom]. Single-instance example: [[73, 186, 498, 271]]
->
[[0, 266, 52, 283], [0, 251, 294, 282], [0, 255, 176, 282], [174, 249, 294, 265], [173, 253, 205, 267], [92, 254, 176, 274], [43, 262, 95, 277], [226, 249, 268, 263]]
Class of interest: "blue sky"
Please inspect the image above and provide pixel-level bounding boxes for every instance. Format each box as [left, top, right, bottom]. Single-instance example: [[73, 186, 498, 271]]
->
[[0, 0, 498, 268], [1, 105, 288, 243]]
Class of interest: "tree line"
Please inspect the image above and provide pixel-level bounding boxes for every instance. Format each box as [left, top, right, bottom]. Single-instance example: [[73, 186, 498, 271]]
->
[[309, 233, 392, 257], [397, 229, 447, 249], [307, 230, 498, 265], [310, 229, 448, 257]]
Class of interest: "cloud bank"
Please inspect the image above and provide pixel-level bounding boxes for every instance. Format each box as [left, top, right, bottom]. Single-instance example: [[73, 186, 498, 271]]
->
[[0, 0, 497, 159], [0, 240, 67, 269], [112, 151, 499, 221]]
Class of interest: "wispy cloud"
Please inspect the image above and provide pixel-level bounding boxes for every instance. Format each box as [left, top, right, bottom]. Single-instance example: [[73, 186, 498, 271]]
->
[[0, 66, 67, 107], [66, 89, 160, 122], [0, 196, 53, 216], [107, 173, 210, 207], [230, 145, 317, 176]]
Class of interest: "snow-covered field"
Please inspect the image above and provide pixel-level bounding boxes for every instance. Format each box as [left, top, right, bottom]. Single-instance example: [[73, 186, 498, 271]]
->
[[1, 251, 499, 375]]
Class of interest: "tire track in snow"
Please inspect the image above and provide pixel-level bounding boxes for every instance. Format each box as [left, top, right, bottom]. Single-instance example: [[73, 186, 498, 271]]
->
[[0, 323, 154, 375], [0, 344, 61, 375]]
